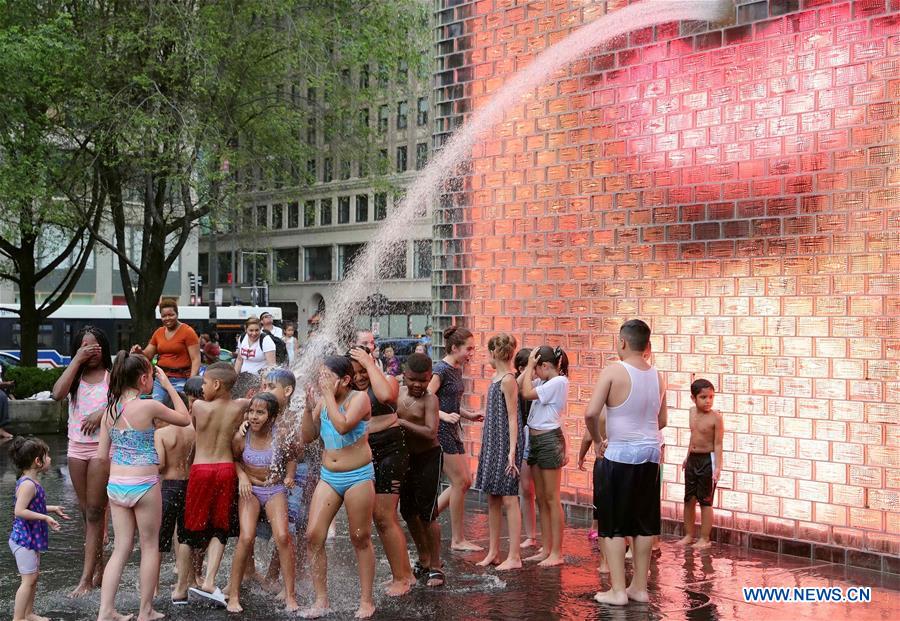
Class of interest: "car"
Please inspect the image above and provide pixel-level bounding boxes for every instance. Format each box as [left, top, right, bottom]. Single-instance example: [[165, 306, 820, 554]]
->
[[0, 351, 21, 370], [375, 337, 424, 370]]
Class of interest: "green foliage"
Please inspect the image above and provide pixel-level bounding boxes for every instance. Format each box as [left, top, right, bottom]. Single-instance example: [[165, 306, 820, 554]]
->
[[3, 365, 66, 399]]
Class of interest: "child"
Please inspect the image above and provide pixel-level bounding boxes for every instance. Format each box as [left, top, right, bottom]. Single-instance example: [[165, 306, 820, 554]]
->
[[50, 325, 111, 596], [173, 362, 250, 606], [8, 437, 70, 621], [397, 353, 444, 586], [184, 376, 205, 405], [382, 345, 401, 377], [97, 353, 190, 621], [678, 378, 723, 549], [514, 348, 537, 549], [520, 346, 570, 568], [578, 427, 609, 574], [300, 355, 375, 619], [155, 391, 195, 600], [227, 392, 298, 613], [232, 371, 261, 401], [577, 430, 600, 541], [475, 334, 522, 570], [283, 322, 300, 367]]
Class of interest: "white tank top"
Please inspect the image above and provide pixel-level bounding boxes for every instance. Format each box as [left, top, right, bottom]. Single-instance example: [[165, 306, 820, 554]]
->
[[605, 361, 662, 465]]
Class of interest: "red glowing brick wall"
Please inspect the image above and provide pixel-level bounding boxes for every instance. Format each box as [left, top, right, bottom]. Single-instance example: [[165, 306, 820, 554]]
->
[[455, 0, 899, 554]]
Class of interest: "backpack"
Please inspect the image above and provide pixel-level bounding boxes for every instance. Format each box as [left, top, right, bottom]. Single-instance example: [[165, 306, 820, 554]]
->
[[262, 330, 289, 366]]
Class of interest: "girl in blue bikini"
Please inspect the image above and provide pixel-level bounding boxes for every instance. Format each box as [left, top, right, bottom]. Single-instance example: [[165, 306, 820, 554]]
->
[[96, 352, 190, 621], [300, 355, 374, 619]]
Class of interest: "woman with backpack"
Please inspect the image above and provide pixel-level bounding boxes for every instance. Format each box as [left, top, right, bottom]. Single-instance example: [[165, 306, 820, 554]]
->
[[234, 316, 277, 374]]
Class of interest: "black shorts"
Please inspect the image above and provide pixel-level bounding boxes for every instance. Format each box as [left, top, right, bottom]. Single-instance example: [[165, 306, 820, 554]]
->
[[159, 479, 187, 552], [369, 426, 410, 495], [596, 458, 660, 538], [684, 452, 716, 507], [400, 446, 442, 524], [438, 421, 464, 455], [592, 459, 602, 521], [526, 428, 565, 469]]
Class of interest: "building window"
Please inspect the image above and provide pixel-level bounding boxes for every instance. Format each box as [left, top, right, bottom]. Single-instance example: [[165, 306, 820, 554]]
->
[[378, 105, 388, 133], [338, 196, 350, 224], [338, 244, 364, 279], [396, 145, 407, 172], [307, 158, 317, 181], [359, 108, 369, 132], [374, 193, 387, 221], [304, 200, 316, 227], [417, 97, 428, 126], [242, 207, 253, 230], [256, 205, 268, 228], [241, 251, 268, 284], [288, 202, 299, 228], [416, 143, 428, 170], [275, 247, 299, 282], [398, 60, 408, 82], [306, 123, 316, 146], [359, 157, 369, 178], [397, 101, 408, 130], [323, 157, 333, 182], [217, 251, 233, 284], [381, 242, 406, 279], [355, 194, 368, 223], [271, 204, 283, 229], [304, 246, 332, 281], [198, 252, 209, 284], [320, 198, 332, 225], [307, 86, 316, 106], [340, 159, 351, 180], [378, 148, 389, 175], [359, 65, 369, 89], [414, 240, 432, 278]]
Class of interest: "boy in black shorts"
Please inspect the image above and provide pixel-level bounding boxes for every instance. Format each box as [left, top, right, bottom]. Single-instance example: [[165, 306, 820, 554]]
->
[[396, 353, 444, 587], [678, 378, 723, 549]]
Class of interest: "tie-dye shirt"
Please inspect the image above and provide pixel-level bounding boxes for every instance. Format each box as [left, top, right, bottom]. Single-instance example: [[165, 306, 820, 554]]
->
[[68, 373, 109, 444], [10, 477, 49, 552]]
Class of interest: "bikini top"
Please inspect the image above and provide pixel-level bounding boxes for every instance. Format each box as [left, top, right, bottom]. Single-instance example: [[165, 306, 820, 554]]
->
[[243, 429, 274, 468], [368, 385, 396, 417], [320, 392, 367, 451], [109, 401, 159, 467]]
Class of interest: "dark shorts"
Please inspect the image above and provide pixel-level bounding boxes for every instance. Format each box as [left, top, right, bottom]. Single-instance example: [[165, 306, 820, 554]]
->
[[684, 452, 716, 507], [159, 479, 187, 552], [592, 459, 602, 521], [596, 458, 660, 538], [526, 428, 565, 469], [369, 426, 410, 495], [182, 463, 239, 548], [438, 421, 464, 455], [400, 446, 442, 524]]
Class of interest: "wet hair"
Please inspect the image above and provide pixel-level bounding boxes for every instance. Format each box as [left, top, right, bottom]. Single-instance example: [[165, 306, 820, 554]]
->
[[266, 367, 296, 391], [691, 378, 715, 397], [444, 325, 473, 353], [250, 392, 280, 420], [158, 298, 179, 316], [245, 315, 260, 328], [183, 376, 204, 399], [323, 355, 353, 379], [534, 345, 569, 376], [8, 436, 50, 475], [232, 371, 261, 399], [205, 361, 237, 392], [620, 319, 651, 352], [107, 351, 151, 418], [69, 325, 112, 407], [487, 333, 517, 362], [405, 352, 432, 374], [514, 348, 532, 371], [161, 390, 189, 411]]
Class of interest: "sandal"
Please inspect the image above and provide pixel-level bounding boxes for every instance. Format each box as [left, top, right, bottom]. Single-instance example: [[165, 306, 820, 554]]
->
[[425, 568, 445, 587], [413, 561, 429, 580]]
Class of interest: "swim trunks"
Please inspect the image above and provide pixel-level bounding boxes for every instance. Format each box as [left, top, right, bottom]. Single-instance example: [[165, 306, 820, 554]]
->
[[400, 446, 442, 524], [596, 458, 660, 538], [370, 426, 410, 495], [182, 463, 238, 547], [684, 452, 716, 507], [159, 479, 187, 551]]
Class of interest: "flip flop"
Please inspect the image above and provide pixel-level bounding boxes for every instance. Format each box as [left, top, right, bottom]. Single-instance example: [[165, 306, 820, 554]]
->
[[189, 587, 227, 607], [425, 568, 445, 587], [171, 597, 188, 606], [413, 561, 429, 580]]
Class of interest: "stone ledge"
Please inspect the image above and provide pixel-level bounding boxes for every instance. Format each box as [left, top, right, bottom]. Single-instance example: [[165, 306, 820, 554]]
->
[[7, 400, 67, 435]]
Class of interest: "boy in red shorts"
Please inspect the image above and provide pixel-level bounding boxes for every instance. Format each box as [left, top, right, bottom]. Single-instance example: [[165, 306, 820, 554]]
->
[[172, 362, 250, 605]]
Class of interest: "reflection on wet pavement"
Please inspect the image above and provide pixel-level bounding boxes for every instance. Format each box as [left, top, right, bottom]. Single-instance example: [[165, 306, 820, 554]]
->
[[2, 436, 897, 620]]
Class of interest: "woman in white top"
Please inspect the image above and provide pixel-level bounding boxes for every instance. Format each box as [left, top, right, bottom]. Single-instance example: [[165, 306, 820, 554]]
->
[[520, 345, 569, 568], [283, 321, 300, 367], [233, 316, 276, 375]]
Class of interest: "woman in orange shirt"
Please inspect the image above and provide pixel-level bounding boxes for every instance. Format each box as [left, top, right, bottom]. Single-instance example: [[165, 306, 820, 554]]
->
[[130, 298, 201, 400]]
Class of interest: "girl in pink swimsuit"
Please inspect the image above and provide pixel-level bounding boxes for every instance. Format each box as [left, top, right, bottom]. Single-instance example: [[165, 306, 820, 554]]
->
[[50, 326, 111, 597]]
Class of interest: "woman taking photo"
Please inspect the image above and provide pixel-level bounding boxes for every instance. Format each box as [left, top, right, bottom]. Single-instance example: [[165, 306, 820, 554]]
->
[[234, 315, 277, 375], [130, 299, 200, 400]]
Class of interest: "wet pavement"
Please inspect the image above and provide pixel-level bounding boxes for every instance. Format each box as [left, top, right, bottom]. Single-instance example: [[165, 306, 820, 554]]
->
[[2, 435, 897, 620]]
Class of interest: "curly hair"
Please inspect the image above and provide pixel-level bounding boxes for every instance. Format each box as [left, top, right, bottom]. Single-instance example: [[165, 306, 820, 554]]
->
[[487, 333, 517, 362]]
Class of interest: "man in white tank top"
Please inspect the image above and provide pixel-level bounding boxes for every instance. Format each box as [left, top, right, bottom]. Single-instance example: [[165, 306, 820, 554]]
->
[[585, 319, 667, 606]]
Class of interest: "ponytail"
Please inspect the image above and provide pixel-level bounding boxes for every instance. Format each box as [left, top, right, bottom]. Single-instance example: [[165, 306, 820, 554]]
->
[[107, 351, 150, 420], [535, 345, 569, 377], [443, 325, 473, 353]]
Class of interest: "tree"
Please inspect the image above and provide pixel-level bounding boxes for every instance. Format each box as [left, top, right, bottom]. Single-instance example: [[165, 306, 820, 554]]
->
[[0, 8, 105, 365], [74, 0, 431, 343]]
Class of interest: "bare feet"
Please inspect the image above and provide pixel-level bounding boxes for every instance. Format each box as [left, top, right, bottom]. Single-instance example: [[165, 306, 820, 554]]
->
[[355, 602, 376, 619], [597, 559, 609, 574], [594, 589, 629, 606], [300, 602, 331, 619], [450, 540, 483, 552], [537, 554, 564, 568], [384, 577, 411, 597], [97, 612, 134, 621], [226, 600, 243, 614], [520, 538, 537, 548], [524, 548, 548, 563], [475, 553, 500, 567], [676, 535, 693, 546], [27, 613, 50, 621], [69, 579, 94, 598], [137, 609, 164, 621], [693, 538, 712, 550], [496, 558, 522, 571], [626, 585, 650, 603], [284, 598, 300, 613], [624, 547, 632, 560]]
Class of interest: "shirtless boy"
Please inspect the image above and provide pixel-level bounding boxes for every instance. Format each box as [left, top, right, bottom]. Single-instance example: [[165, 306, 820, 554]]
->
[[173, 362, 249, 605], [396, 353, 444, 587], [678, 379, 723, 549]]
